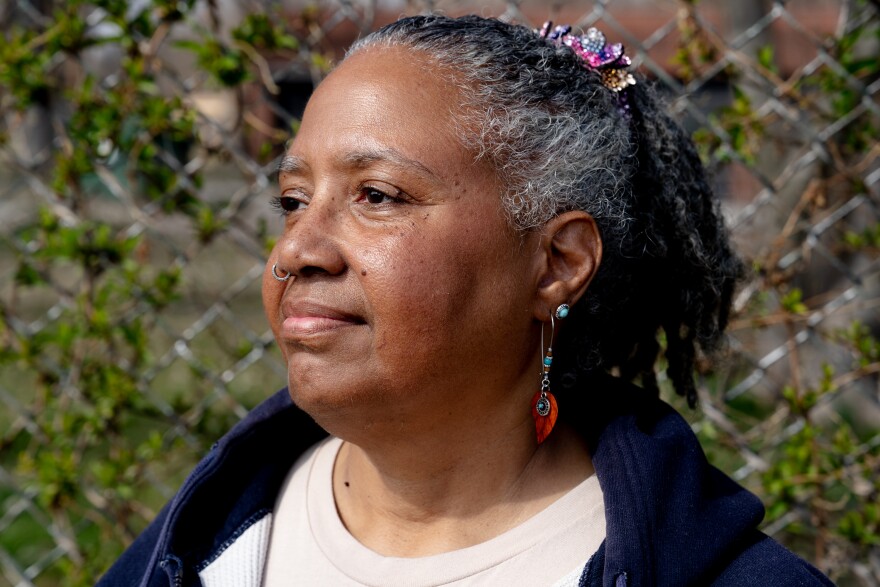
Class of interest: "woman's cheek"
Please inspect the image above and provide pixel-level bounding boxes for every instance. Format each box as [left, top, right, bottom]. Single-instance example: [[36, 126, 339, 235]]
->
[[261, 259, 286, 349]]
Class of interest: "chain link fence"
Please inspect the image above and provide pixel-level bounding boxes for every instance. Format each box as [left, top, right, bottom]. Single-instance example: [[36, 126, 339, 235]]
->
[[1, 0, 878, 584]]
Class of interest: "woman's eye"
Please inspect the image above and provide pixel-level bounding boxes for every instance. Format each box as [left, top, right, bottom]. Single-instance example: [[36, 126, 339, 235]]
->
[[270, 195, 305, 215], [360, 184, 409, 206], [363, 187, 394, 205]]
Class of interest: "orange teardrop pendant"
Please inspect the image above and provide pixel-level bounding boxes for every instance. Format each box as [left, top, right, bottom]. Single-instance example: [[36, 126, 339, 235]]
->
[[531, 390, 558, 444]]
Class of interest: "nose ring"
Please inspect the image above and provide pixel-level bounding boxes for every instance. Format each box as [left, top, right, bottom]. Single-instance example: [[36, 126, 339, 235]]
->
[[271, 263, 291, 282]]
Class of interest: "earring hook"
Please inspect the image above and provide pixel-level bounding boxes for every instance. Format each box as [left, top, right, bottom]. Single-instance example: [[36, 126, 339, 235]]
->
[[541, 312, 556, 362]]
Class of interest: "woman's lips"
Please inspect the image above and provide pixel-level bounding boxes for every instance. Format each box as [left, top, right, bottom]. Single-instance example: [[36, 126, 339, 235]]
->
[[282, 315, 356, 336], [280, 301, 363, 339]]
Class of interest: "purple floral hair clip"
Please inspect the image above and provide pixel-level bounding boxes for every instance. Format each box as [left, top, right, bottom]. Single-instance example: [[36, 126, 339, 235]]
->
[[537, 22, 636, 94]]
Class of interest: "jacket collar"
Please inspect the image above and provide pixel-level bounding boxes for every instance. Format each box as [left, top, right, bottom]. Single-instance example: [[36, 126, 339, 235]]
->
[[148, 388, 325, 586], [571, 374, 765, 586]]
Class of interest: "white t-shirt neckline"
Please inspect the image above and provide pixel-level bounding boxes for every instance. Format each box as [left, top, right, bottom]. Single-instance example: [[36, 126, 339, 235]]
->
[[263, 437, 605, 587]]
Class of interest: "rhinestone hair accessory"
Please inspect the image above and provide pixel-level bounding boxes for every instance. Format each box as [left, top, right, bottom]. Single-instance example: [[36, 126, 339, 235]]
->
[[537, 22, 636, 94]]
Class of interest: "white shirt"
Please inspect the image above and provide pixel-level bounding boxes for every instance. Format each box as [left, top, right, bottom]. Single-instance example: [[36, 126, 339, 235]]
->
[[262, 437, 605, 587]]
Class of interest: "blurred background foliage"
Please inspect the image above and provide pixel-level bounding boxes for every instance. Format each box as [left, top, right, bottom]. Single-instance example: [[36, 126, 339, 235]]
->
[[0, 0, 878, 584]]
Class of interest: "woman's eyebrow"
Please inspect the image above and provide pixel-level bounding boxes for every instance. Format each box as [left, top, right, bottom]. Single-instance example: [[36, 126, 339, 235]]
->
[[277, 148, 442, 181], [340, 147, 442, 181], [277, 155, 307, 175]]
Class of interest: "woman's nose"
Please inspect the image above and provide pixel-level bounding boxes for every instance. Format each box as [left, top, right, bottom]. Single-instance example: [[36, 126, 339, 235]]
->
[[275, 198, 347, 279]]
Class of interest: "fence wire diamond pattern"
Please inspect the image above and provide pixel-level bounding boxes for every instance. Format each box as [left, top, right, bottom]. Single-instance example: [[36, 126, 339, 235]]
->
[[1, 0, 878, 584]]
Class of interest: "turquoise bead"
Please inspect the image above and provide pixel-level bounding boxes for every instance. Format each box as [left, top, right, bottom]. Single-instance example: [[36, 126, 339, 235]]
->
[[543, 357, 552, 366], [557, 305, 570, 318]]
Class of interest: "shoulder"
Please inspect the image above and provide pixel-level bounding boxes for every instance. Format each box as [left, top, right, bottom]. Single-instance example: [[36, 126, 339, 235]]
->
[[572, 375, 833, 586], [711, 532, 834, 586], [97, 388, 327, 586]]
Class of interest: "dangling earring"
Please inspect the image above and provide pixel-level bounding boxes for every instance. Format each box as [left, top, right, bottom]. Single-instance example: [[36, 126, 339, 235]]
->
[[532, 305, 568, 444]]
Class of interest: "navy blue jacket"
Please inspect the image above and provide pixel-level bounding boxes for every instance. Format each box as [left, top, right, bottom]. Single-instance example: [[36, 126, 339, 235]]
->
[[97, 379, 833, 586]]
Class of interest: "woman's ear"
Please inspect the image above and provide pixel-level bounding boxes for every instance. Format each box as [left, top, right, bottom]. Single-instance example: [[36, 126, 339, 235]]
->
[[533, 211, 602, 319]]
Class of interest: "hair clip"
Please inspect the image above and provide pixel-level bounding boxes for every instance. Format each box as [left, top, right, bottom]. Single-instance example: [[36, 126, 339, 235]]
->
[[537, 22, 636, 93]]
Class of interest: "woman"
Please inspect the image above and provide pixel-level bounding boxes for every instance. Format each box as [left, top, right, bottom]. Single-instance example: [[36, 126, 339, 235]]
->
[[99, 15, 832, 587]]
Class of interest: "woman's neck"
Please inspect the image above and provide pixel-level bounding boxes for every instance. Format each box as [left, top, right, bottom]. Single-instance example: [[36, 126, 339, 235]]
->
[[331, 417, 594, 557]]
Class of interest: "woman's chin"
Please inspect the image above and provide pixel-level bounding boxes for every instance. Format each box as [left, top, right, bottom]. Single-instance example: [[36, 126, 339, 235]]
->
[[286, 375, 392, 430]]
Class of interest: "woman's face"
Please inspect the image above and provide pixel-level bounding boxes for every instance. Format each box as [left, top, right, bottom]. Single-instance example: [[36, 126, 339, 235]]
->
[[263, 47, 542, 430]]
